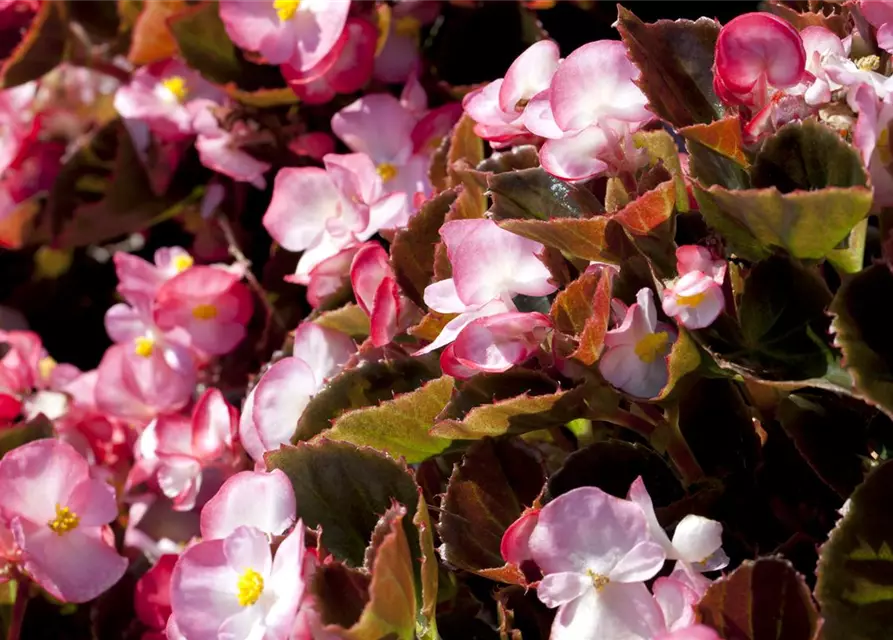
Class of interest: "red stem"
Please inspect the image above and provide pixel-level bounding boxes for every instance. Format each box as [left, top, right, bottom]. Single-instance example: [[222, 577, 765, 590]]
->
[[7, 575, 30, 640]]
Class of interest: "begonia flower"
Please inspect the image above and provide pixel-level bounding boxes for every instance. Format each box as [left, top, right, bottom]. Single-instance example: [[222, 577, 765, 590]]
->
[[239, 323, 355, 463], [113, 246, 196, 310], [528, 486, 667, 640], [860, 0, 893, 53], [350, 242, 417, 347], [662, 246, 727, 330], [200, 469, 296, 540], [129, 388, 239, 512], [302, 244, 361, 307], [852, 84, 893, 207], [628, 477, 728, 595], [135, 553, 178, 639], [373, 1, 440, 84], [191, 101, 272, 189], [114, 59, 225, 141], [441, 312, 552, 378], [169, 523, 307, 640], [0, 82, 36, 176], [0, 439, 128, 603], [218, 0, 350, 73], [599, 288, 676, 398], [153, 265, 254, 356]]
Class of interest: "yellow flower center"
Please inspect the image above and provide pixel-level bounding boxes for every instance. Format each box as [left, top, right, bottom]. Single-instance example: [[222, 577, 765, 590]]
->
[[273, 0, 300, 21], [856, 55, 881, 72], [134, 336, 155, 358], [634, 331, 670, 364], [161, 76, 188, 102], [48, 504, 79, 536], [192, 303, 218, 320], [173, 254, 194, 272], [236, 568, 264, 607], [880, 127, 893, 167], [587, 569, 610, 592], [38, 356, 57, 381], [675, 291, 706, 308], [394, 16, 421, 40], [377, 162, 398, 183]]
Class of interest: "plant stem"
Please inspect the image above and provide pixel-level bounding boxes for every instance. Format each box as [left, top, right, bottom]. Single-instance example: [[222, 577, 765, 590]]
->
[[664, 419, 705, 487], [7, 575, 30, 640], [598, 410, 657, 439]]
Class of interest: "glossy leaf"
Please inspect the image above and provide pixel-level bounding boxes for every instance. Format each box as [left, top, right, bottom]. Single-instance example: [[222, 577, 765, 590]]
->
[[488, 167, 603, 221], [632, 129, 689, 212], [679, 116, 749, 166], [168, 0, 241, 84], [1, 0, 67, 88], [313, 303, 370, 339], [128, 0, 186, 65], [414, 491, 439, 639], [497, 217, 614, 263], [612, 180, 676, 235]]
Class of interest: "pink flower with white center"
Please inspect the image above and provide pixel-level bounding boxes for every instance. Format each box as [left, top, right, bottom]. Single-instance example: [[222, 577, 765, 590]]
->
[[135, 553, 177, 638], [652, 578, 722, 640], [599, 288, 677, 399], [528, 486, 667, 640], [713, 13, 806, 110], [169, 523, 307, 640], [200, 469, 296, 540], [153, 265, 254, 356], [282, 18, 377, 106], [0, 439, 127, 603], [787, 27, 849, 106], [539, 118, 649, 182], [441, 311, 552, 379], [416, 218, 556, 355], [239, 323, 355, 463], [218, 0, 349, 73], [191, 101, 272, 189], [113, 247, 195, 311], [852, 85, 893, 207], [129, 388, 239, 512], [114, 58, 225, 141], [350, 242, 417, 347], [331, 94, 431, 199], [662, 246, 726, 330], [628, 477, 728, 597], [463, 80, 530, 148]]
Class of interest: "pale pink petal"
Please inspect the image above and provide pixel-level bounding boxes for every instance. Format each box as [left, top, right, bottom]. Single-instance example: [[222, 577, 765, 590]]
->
[[501, 509, 540, 566], [550, 40, 651, 131], [656, 625, 723, 640], [370, 277, 401, 347], [550, 582, 664, 640], [18, 525, 127, 603], [223, 526, 272, 577], [610, 540, 669, 583], [537, 571, 590, 608], [670, 515, 725, 565], [462, 80, 519, 127], [653, 577, 698, 632], [157, 456, 202, 511], [292, 232, 355, 286], [305, 245, 359, 307], [423, 278, 474, 314], [292, 322, 355, 389], [539, 125, 611, 181], [238, 387, 266, 463], [529, 485, 665, 577], [414, 298, 513, 355], [675, 245, 726, 283], [324, 153, 380, 220], [66, 477, 118, 527], [252, 357, 318, 454], [350, 242, 392, 315], [263, 167, 342, 252], [170, 537, 241, 639], [663, 273, 724, 330], [450, 312, 551, 374], [522, 89, 565, 139], [599, 344, 670, 399], [191, 388, 236, 461], [331, 94, 416, 165], [195, 131, 270, 190], [626, 476, 674, 554], [266, 524, 307, 637], [201, 469, 296, 540], [401, 74, 429, 116], [499, 40, 561, 114]]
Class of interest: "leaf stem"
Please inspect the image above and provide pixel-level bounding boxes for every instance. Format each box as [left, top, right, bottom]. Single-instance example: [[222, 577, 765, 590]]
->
[[7, 575, 30, 640]]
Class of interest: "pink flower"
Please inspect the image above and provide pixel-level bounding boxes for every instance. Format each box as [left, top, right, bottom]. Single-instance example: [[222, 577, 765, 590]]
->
[[331, 93, 431, 199], [114, 58, 225, 141], [350, 242, 417, 347], [860, 0, 893, 53], [169, 523, 307, 640], [441, 312, 552, 378], [627, 477, 728, 596], [129, 388, 239, 512], [528, 486, 667, 640], [0, 82, 37, 177], [539, 118, 648, 182], [218, 0, 350, 73], [135, 554, 178, 636], [302, 245, 361, 308], [0, 439, 127, 603], [599, 288, 676, 398], [662, 246, 727, 330], [113, 247, 196, 310], [852, 85, 893, 207], [714, 13, 806, 109], [501, 508, 540, 570], [200, 469, 296, 540], [287, 132, 335, 161], [153, 265, 254, 356], [192, 102, 272, 189], [282, 18, 377, 106], [239, 323, 355, 463], [373, 1, 440, 84], [652, 578, 722, 640]]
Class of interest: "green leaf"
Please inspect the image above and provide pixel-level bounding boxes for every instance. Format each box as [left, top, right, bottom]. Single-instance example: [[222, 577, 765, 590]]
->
[[266, 440, 420, 568], [616, 7, 723, 127], [0, 415, 53, 459], [699, 557, 819, 640], [312, 303, 370, 339], [497, 217, 614, 263], [476, 145, 540, 175], [330, 505, 417, 640], [550, 268, 614, 366], [487, 167, 603, 221], [438, 369, 560, 422], [827, 218, 868, 275], [324, 376, 454, 463], [693, 183, 872, 263], [679, 116, 750, 167], [167, 1, 242, 84], [632, 130, 689, 212], [390, 189, 459, 308], [751, 120, 868, 193], [816, 459, 893, 639], [686, 138, 751, 190], [655, 328, 701, 401], [1, 0, 67, 88], [431, 382, 617, 440], [413, 491, 439, 640], [547, 440, 683, 505], [829, 264, 893, 419], [295, 355, 441, 442], [438, 438, 545, 582]]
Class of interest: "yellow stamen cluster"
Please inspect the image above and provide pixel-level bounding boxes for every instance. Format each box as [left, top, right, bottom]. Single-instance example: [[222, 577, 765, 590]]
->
[[173, 254, 194, 273], [192, 304, 218, 320], [587, 569, 610, 592], [377, 162, 398, 183], [675, 291, 706, 308], [48, 504, 79, 535], [38, 356, 57, 381], [273, 0, 300, 21], [161, 76, 188, 102], [236, 568, 264, 607], [394, 16, 421, 40], [634, 331, 670, 364], [856, 55, 881, 72], [134, 336, 155, 358]]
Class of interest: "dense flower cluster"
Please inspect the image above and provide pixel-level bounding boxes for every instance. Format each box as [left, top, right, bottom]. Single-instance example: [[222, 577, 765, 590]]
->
[[0, 0, 892, 639]]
